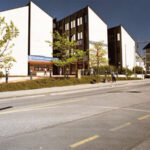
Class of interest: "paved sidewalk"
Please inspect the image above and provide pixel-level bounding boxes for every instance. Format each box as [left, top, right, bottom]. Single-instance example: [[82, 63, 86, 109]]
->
[[0, 79, 149, 99]]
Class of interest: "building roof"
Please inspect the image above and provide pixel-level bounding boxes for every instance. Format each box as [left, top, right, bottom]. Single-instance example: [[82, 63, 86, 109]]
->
[[143, 43, 150, 49]]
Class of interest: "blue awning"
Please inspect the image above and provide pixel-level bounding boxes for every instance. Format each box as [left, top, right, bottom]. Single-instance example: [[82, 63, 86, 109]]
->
[[28, 55, 58, 62]]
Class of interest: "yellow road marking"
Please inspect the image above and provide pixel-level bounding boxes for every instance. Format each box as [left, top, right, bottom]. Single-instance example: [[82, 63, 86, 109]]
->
[[70, 135, 99, 148], [110, 122, 131, 132], [138, 115, 150, 120], [0, 99, 83, 115]]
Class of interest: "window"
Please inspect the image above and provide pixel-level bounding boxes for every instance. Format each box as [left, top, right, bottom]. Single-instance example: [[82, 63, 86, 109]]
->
[[84, 15, 87, 23], [71, 34, 76, 41], [77, 17, 83, 26], [117, 33, 120, 41], [65, 23, 69, 30], [78, 32, 83, 40], [71, 20, 76, 28]]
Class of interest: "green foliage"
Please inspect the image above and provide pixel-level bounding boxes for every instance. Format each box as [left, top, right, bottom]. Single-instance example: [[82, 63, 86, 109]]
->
[[0, 71, 4, 78], [46, 31, 85, 67], [118, 67, 133, 76], [0, 17, 19, 71], [133, 66, 144, 74], [0, 76, 141, 92], [89, 41, 108, 68]]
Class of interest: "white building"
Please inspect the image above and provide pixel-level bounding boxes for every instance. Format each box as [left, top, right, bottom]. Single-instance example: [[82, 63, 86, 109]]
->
[[108, 25, 136, 69], [135, 52, 145, 70], [0, 1, 54, 76], [88, 7, 108, 66]]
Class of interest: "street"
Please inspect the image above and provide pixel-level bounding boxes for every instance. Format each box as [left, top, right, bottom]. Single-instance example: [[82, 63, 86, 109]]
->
[[0, 80, 150, 150]]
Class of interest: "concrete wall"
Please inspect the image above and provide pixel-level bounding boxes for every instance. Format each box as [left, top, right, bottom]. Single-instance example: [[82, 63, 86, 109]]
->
[[88, 7, 108, 66], [30, 2, 53, 57], [121, 26, 136, 69], [0, 7, 29, 75]]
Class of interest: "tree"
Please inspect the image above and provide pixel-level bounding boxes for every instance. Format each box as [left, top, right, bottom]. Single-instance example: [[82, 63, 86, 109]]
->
[[133, 66, 144, 74], [89, 41, 108, 75], [0, 17, 19, 72], [46, 31, 85, 73]]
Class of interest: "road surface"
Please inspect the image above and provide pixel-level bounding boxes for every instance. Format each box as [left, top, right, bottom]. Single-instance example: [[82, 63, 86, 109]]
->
[[0, 80, 150, 150]]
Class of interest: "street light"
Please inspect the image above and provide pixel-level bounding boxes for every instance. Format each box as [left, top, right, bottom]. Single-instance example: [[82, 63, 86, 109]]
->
[[30, 70, 33, 80], [49, 68, 52, 77], [5, 70, 9, 84]]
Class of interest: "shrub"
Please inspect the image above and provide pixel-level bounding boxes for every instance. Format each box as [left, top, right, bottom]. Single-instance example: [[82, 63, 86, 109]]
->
[[133, 66, 144, 74], [118, 67, 133, 76], [0, 76, 141, 92]]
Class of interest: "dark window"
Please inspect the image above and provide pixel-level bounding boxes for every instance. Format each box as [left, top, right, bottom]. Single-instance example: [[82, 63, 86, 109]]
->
[[84, 15, 87, 23]]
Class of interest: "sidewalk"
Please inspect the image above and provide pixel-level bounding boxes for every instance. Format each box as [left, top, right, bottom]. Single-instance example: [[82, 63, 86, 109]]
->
[[0, 79, 149, 99]]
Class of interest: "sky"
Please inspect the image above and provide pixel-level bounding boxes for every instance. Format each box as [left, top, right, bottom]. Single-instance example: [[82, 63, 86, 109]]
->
[[0, 0, 149, 55]]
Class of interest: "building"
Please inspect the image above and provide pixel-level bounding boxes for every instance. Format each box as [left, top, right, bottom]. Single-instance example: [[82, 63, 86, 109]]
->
[[54, 6, 108, 75], [0, 1, 56, 76], [135, 52, 145, 70], [143, 43, 150, 73], [108, 25, 136, 69]]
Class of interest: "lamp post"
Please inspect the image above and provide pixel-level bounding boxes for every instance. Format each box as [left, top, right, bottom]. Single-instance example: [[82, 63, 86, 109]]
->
[[66, 68, 69, 78], [105, 70, 107, 83], [30, 70, 33, 80], [5, 70, 8, 84], [49, 68, 52, 77]]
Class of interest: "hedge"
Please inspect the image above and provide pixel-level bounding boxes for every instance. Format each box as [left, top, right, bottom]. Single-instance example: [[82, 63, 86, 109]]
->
[[0, 76, 141, 92]]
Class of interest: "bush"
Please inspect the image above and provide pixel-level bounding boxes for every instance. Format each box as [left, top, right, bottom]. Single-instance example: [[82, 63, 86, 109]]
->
[[0, 76, 141, 92], [118, 67, 133, 76], [89, 65, 117, 75], [133, 66, 144, 74]]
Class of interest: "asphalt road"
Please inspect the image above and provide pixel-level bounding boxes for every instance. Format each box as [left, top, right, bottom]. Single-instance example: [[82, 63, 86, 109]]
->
[[0, 80, 150, 150]]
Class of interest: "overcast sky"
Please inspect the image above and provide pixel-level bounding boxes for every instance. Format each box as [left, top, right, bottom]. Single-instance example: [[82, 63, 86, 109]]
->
[[0, 0, 149, 53]]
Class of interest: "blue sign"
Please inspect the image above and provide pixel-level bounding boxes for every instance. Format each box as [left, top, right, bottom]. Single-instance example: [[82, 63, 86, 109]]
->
[[89, 41, 108, 47], [28, 55, 58, 62]]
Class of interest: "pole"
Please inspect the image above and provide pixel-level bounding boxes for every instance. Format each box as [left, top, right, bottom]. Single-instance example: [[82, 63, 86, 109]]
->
[[30, 70, 33, 80], [125, 44, 127, 79], [5, 71, 8, 84]]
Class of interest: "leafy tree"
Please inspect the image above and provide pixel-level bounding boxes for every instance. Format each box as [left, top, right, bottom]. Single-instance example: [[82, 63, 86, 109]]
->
[[0, 17, 19, 72], [46, 31, 85, 72], [89, 41, 108, 75], [133, 66, 144, 74]]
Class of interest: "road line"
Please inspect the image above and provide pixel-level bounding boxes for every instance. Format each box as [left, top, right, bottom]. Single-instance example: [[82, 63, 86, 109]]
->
[[0, 99, 83, 115], [122, 108, 150, 113], [70, 135, 99, 148], [138, 115, 150, 120], [110, 122, 131, 132], [0, 95, 45, 103]]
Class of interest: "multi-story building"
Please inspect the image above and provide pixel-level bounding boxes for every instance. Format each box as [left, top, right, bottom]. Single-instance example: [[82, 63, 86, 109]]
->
[[54, 6, 108, 75], [108, 25, 136, 69], [135, 52, 145, 70], [0, 1, 56, 76], [143, 43, 150, 73]]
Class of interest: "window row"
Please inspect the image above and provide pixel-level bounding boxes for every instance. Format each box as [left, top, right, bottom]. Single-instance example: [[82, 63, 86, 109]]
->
[[65, 17, 83, 30], [71, 32, 83, 41]]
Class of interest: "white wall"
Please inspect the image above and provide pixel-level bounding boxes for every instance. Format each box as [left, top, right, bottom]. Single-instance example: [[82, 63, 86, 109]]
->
[[30, 2, 53, 57], [0, 7, 29, 76], [88, 7, 108, 65], [121, 26, 135, 69]]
